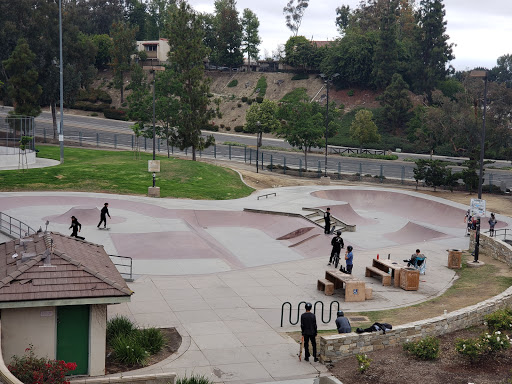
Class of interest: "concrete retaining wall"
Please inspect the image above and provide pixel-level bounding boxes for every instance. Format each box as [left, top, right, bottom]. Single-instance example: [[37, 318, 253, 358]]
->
[[320, 285, 512, 363], [71, 373, 176, 384], [469, 231, 512, 265]]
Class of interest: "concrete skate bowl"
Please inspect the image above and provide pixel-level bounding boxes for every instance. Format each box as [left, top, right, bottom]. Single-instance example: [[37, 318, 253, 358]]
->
[[383, 221, 451, 245], [311, 189, 508, 230], [316, 204, 377, 226], [44, 206, 126, 225]]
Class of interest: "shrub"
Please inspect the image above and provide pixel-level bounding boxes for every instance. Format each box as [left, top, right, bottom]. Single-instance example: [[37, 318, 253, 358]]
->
[[203, 124, 219, 132], [8, 345, 77, 384], [176, 375, 213, 384], [207, 93, 214, 97], [403, 336, 440, 360], [241, 96, 248, 102], [247, 99, 253, 105], [455, 338, 483, 361], [136, 328, 166, 355], [234, 126, 244, 132], [110, 334, 149, 366], [97, 90, 112, 104], [220, 124, 225, 128], [355, 353, 371, 373], [485, 308, 512, 332], [291, 73, 309, 80], [227, 79, 238, 87], [237, 103, 242, 107], [103, 108, 129, 121], [225, 126, 231, 131], [256, 96, 263, 103], [482, 330, 510, 353], [90, 112, 98, 117], [72, 101, 109, 112], [107, 315, 136, 344], [255, 76, 267, 97], [348, 89, 355, 97]]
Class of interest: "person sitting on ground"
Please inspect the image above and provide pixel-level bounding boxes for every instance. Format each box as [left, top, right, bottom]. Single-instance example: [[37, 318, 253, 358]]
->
[[403, 249, 423, 267], [356, 322, 393, 334], [335, 311, 351, 334], [328, 231, 344, 265]]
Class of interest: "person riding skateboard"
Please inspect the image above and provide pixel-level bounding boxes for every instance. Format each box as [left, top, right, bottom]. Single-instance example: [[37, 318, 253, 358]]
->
[[97, 202, 111, 228], [300, 302, 318, 362], [69, 216, 85, 240]]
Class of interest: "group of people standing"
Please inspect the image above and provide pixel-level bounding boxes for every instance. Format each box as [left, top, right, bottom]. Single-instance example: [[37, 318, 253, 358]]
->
[[464, 210, 498, 237], [69, 203, 111, 240], [300, 303, 351, 362], [325, 208, 354, 274]]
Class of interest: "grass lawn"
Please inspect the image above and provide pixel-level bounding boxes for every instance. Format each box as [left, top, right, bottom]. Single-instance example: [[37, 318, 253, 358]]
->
[[0, 146, 254, 200]]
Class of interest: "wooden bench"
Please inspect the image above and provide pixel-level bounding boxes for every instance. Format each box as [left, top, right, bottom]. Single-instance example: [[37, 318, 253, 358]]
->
[[317, 278, 335, 296], [365, 266, 392, 286], [325, 270, 366, 302]]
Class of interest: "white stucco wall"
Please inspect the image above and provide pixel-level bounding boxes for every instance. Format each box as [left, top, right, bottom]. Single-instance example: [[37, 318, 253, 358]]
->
[[89, 304, 107, 376], [1, 307, 56, 364]]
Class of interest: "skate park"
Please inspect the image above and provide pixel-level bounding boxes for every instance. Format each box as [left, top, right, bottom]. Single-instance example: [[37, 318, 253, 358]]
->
[[1, 185, 510, 382]]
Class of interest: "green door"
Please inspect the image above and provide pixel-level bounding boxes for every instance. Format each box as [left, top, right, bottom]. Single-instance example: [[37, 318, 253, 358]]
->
[[57, 305, 89, 375]]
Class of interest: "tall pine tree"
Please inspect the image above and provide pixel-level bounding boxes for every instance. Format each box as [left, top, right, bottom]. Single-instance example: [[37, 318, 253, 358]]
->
[[241, 9, 261, 71], [214, 0, 243, 70]]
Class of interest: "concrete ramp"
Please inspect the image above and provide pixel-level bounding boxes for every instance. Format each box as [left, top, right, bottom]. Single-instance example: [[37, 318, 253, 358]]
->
[[383, 221, 451, 245], [322, 204, 377, 226], [44, 206, 125, 225]]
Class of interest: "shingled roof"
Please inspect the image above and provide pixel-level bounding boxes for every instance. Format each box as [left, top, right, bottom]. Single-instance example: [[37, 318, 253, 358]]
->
[[0, 232, 132, 306]]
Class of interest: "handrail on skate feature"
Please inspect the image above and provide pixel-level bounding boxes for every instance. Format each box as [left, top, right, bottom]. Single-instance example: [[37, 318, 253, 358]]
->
[[257, 192, 276, 200], [280, 300, 340, 327]]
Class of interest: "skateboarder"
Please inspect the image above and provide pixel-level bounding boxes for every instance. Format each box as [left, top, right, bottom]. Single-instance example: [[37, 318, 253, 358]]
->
[[335, 311, 351, 333], [328, 231, 344, 266], [69, 216, 85, 240], [97, 203, 111, 228], [300, 302, 318, 362], [324, 208, 331, 234]]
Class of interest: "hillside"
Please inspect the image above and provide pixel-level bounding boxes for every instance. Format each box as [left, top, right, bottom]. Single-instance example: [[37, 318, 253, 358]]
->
[[86, 70, 382, 132]]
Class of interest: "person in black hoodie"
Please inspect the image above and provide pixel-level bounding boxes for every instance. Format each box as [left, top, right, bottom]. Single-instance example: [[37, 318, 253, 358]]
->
[[328, 231, 344, 266], [300, 302, 318, 362], [69, 216, 85, 240], [97, 203, 111, 228], [324, 208, 331, 234]]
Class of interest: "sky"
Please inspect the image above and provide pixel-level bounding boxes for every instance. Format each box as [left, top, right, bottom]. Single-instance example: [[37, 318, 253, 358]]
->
[[187, 0, 512, 71]]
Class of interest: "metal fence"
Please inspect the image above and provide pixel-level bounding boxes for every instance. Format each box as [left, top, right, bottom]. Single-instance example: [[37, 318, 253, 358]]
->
[[0, 212, 36, 239], [0, 115, 35, 152], [36, 125, 510, 190], [109, 254, 134, 282]]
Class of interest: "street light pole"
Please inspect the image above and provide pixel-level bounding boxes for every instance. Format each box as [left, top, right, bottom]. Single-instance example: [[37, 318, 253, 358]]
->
[[58, 0, 64, 164], [320, 73, 339, 177], [469, 70, 488, 264]]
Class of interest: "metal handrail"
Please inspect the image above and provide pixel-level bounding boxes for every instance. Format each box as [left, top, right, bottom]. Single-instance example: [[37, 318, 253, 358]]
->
[[484, 228, 510, 240], [0, 212, 36, 239], [109, 254, 134, 282], [280, 300, 340, 327], [257, 192, 277, 200]]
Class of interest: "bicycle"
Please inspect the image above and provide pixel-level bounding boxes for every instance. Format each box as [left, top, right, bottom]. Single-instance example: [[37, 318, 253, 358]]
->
[[332, 252, 340, 268]]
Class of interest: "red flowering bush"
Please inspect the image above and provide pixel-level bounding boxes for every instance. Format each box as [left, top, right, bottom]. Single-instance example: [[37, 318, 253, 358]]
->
[[8, 345, 77, 384]]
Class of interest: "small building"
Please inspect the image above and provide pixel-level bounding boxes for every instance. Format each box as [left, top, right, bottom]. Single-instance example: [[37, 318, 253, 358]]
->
[[135, 38, 170, 69], [0, 232, 132, 376]]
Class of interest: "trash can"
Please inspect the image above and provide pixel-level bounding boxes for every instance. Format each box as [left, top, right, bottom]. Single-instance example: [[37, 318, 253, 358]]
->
[[400, 268, 419, 291], [447, 249, 462, 269]]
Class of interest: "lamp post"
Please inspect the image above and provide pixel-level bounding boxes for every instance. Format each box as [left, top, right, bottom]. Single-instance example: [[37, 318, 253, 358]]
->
[[320, 73, 339, 177], [58, 0, 64, 164], [152, 68, 156, 187], [256, 121, 261, 173], [469, 70, 488, 264]]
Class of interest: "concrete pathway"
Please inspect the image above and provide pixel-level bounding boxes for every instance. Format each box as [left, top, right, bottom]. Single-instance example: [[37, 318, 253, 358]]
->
[[1, 186, 509, 383]]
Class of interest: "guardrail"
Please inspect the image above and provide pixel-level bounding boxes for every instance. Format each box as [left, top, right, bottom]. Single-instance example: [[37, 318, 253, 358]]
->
[[0, 212, 36, 239], [109, 254, 134, 282]]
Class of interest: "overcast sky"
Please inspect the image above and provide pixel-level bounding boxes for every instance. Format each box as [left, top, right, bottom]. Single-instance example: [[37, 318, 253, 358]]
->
[[188, 0, 512, 71]]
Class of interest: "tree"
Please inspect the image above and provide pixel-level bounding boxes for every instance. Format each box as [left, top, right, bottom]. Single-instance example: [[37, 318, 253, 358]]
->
[[372, 0, 400, 89], [380, 73, 413, 134], [410, 0, 454, 100], [245, 99, 281, 152], [335, 5, 351, 35], [127, 64, 152, 139], [490, 54, 512, 88], [166, 0, 219, 161], [147, 0, 174, 40], [92, 34, 113, 70], [413, 159, 452, 191], [126, 0, 148, 41], [2, 38, 41, 116], [110, 22, 137, 104], [350, 109, 381, 151], [241, 9, 261, 70], [213, 0, 243, 70], [284, 36, 314, 72], [277, 93, 324, 170], [283, 0, 309, 36]]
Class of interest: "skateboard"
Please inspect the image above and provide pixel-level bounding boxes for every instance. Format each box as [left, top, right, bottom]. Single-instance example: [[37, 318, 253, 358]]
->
[[298, 336, 303, 361], [330, 225, 336, 234], [98, 227, 111, 230]]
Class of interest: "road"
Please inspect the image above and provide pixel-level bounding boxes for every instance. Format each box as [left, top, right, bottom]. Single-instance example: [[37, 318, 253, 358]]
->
[[1, 107, 511, 188]]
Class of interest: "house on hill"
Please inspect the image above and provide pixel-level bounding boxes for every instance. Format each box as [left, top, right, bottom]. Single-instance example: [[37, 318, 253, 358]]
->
[[135, 38, 170, 70], [0, 232, 133, 376]]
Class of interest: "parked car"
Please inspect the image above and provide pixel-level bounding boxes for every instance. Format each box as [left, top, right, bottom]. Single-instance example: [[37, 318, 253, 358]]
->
[[218, 66, 229, 71]]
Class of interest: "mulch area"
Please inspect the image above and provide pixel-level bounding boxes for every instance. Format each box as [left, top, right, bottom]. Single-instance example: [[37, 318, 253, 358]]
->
[[105, 328, 182, 374], [329, 325, 512, 384]]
